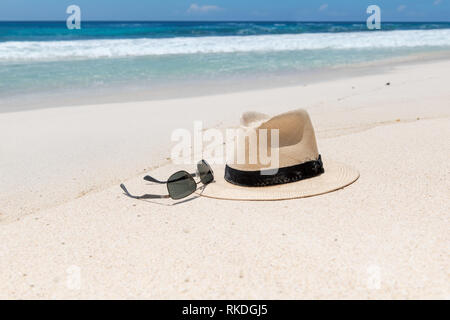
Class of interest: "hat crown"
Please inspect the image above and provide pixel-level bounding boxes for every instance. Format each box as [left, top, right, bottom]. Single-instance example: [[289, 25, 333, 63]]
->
[[229, 109, 319, 171]]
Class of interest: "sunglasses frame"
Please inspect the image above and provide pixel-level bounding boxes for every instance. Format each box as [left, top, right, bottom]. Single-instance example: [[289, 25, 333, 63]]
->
[[120, 160, 214, 201]]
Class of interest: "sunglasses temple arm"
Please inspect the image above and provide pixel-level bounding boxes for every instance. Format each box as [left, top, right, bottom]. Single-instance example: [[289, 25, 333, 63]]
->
[[120, 184, 170, 199], [143, 175, 166, 184], [143, 172, 197, 183]]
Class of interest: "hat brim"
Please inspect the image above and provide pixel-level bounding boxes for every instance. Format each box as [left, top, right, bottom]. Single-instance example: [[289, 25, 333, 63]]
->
[[198, 158, 359, 201]]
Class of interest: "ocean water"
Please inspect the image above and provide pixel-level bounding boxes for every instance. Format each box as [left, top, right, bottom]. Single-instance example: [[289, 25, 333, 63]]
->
[[1, 21, 450, 106]]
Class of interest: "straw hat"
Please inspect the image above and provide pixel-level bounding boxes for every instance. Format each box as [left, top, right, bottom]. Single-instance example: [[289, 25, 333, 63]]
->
[[200, 109, 359, 200]]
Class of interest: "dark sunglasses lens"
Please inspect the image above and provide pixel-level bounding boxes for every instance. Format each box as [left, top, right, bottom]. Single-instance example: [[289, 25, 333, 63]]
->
[[197, 160, 214, 184], [167, 171, 196, 200]]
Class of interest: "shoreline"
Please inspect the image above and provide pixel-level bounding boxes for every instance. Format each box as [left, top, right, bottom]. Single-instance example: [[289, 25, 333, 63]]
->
[[1, 49, 450, 113]]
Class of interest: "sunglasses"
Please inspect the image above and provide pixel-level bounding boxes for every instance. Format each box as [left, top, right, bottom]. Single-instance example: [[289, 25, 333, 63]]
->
[[120, 160, 214, 200]]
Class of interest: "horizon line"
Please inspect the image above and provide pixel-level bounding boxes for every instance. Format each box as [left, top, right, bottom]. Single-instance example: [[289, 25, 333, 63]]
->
[[1, 19, 449, 23]]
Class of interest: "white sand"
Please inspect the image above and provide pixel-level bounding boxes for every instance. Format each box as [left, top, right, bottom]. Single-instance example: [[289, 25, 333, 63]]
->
[[0, 58, 449, 299]]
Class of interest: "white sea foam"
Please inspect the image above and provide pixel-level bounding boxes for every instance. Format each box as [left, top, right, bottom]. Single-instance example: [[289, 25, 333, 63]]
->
[[1, 29, 449, 62]]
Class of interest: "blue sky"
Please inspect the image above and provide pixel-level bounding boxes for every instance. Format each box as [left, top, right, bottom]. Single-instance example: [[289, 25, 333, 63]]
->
[[0, 0, 449, 21]]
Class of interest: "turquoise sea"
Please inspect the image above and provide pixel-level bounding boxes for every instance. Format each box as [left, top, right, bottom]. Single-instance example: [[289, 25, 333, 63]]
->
[[1, 21, 450, 107]]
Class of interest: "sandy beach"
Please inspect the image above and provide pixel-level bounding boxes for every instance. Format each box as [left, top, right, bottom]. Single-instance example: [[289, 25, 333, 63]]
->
[[0, 58, 449, 299]]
